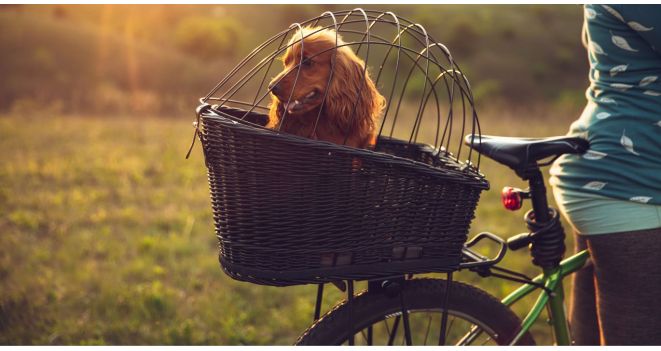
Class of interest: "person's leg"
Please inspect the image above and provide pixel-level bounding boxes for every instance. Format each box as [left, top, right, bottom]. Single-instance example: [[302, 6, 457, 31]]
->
[[550, 187, 661, 344], [586, 227, 661, 345], [568, 233, 600, 345]]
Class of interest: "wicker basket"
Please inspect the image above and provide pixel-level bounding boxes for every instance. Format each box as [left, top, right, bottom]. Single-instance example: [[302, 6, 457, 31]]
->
[[190, 9, 491, 286], [198, 105, 488, 286]]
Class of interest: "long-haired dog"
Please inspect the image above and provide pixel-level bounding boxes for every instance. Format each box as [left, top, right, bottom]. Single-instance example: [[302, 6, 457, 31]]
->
[[267, 27, 386, 149]]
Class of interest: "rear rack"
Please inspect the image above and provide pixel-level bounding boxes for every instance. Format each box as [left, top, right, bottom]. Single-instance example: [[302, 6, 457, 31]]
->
[[460, 232, 507, 269]]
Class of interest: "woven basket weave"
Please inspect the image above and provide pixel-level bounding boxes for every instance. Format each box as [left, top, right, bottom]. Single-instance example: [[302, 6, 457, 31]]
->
[[198, 105, 488, 286]]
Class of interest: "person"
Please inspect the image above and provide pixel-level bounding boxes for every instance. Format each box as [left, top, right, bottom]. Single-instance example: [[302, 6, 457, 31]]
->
[[549, 4, 661, 346]]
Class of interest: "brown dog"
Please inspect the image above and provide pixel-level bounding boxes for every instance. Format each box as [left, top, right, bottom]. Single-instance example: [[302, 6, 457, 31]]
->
[[267, 27, 385, 149]]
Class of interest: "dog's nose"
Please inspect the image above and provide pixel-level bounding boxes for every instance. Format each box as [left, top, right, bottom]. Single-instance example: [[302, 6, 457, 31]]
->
[[268, 82, 281, 95]]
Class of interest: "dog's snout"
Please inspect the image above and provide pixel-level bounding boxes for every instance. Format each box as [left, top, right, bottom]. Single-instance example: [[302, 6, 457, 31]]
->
[[269, 82, 281, 95]]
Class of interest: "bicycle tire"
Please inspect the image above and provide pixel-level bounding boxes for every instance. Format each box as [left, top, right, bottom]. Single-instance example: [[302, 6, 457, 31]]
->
[[296, 278, 535, 345]]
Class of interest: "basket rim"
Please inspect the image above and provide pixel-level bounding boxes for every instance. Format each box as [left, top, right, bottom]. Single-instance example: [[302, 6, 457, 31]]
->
[[199, 105, 489, 190]]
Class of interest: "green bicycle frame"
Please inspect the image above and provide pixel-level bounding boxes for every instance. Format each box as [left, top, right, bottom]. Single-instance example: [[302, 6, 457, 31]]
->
[[501, 249, 590, 345]]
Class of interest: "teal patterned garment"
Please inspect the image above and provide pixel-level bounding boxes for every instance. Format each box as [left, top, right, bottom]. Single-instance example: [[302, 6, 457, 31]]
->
[[550, 5, 661, 207]]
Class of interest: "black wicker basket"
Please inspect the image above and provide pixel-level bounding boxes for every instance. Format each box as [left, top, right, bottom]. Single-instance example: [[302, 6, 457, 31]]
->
[[191, 9, 490, 286]]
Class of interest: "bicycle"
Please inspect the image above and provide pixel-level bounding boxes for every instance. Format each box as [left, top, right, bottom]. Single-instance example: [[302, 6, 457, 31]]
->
[[294, 134, 590, 346], [190, 9, 591, 346]]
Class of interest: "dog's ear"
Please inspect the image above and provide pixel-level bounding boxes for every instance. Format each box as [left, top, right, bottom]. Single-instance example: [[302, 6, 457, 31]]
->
[[267, 99, 282, 129], [326, 49, 385, 135]]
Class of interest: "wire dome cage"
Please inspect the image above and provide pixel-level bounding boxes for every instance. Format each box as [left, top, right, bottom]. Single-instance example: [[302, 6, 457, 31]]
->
[[192, 9, 490, 286]]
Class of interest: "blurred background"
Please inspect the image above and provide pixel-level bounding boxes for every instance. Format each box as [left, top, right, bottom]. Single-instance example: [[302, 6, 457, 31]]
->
[[1, 4, 588, 345], [0, 4, 588, 115]]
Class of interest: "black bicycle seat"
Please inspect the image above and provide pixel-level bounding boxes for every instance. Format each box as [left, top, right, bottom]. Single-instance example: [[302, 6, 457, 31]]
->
[[464, 134, 589, 171]]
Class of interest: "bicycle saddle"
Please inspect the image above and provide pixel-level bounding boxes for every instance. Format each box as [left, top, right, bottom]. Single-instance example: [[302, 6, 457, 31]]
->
[[464, 134, 589, 171]]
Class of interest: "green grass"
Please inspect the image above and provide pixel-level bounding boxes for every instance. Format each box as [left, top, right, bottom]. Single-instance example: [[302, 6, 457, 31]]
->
[[0, 106, 581, 345]]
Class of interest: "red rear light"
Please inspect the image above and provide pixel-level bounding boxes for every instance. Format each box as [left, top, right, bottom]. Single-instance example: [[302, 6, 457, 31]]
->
[[502, 186, 523, 211]]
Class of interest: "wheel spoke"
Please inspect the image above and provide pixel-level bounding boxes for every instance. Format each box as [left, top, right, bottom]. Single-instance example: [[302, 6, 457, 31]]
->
[[387, 315, 401, 346], [423, 315, 433, 345], [447, 316, 456, 340], [360, 329, 368, 344], [457, 325, 485, 346]]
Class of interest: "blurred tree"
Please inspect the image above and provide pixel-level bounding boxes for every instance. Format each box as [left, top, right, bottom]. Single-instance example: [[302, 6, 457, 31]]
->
[[174, 16, 241, 61], [446, 19, 480, 57]]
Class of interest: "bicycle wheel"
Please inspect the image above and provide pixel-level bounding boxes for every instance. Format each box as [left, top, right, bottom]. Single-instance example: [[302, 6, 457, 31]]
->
[[296, 278, 535, 345]]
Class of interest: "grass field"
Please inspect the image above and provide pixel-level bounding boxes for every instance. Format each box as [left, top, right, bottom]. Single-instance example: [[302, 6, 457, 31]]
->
[[0, 106, 581, 345]]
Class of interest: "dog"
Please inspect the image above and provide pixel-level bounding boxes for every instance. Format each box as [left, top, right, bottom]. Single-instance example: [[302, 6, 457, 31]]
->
[[267, 27, 385, 149]]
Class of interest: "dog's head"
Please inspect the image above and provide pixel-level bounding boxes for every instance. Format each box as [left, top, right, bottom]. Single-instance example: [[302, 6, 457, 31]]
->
[[268, 27, 385, 124]]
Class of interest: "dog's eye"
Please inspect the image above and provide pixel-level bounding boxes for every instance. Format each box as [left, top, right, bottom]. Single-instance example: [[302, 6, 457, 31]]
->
[[301, 58, 313, 67]]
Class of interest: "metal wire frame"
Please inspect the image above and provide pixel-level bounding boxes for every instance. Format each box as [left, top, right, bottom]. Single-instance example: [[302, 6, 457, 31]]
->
[[201, 8, 483, 171]]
